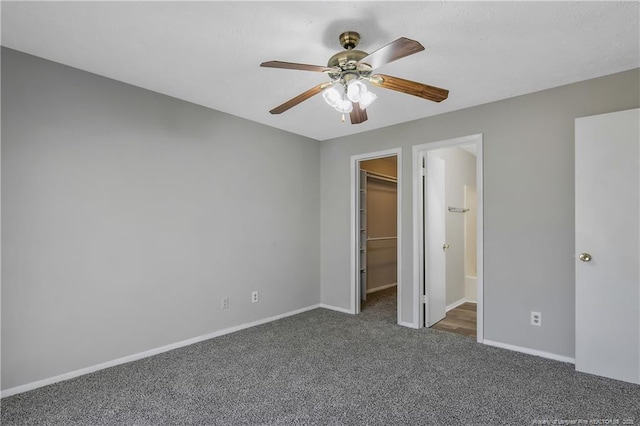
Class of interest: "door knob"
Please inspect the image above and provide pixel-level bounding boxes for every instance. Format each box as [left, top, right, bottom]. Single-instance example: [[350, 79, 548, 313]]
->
[[578, 253, 592, 262], [442, 243, 450, 251]]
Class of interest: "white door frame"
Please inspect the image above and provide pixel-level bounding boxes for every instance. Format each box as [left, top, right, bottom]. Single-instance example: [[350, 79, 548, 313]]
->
[[350, 148, 402, 324], [412, 134, 484, 342]]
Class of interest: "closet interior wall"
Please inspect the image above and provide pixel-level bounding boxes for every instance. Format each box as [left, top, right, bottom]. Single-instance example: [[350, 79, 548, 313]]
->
[[360, 157, 398, 295]]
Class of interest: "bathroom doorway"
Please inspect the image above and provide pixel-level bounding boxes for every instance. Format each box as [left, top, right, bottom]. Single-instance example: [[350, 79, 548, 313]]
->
[[412, 134, 484, 341], [427, 146, 477, 338]]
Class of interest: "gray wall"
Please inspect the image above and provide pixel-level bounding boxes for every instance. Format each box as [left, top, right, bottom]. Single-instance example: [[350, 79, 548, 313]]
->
[[430, 147, 476, 306], [320, 68, 640, 358], [1, 48, 321, 390]]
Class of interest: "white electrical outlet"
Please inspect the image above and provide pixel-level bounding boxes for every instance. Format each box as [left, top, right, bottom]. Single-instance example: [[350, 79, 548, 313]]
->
[[251, 291, 259, 304], [531, 311, 542, 326], [221, 297, 229, 309]]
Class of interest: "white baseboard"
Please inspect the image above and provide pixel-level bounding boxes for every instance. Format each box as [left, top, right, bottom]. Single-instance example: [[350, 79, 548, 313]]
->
[[366, 282, 397, 294], [319, 303, 353, 314], [1, 304, 322, 398], [446, 297, 469, 312], [399, 321, 419, 329], [483, 339, 575, 364]]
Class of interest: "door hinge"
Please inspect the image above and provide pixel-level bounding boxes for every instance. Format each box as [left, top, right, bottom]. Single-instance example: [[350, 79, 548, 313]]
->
[[420, 166, 426, 177], [421, 294, 427, 304]]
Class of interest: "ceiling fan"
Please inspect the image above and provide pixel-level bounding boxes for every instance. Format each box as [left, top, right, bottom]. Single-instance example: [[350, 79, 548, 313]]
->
[[260, 31, 449, 125]]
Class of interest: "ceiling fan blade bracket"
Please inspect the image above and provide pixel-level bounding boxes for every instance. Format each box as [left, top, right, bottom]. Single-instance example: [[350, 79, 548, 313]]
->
[[326, 70, 343, 81], [368, 75, 383, 85]]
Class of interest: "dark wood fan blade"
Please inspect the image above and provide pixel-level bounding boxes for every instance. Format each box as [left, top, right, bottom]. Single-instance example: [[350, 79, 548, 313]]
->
[[260, 61, 332, 73], [359, 37, 425, 69], [269, 83, 332, 114], [369, 74, 449, 102], [349, 102, 368, 124]]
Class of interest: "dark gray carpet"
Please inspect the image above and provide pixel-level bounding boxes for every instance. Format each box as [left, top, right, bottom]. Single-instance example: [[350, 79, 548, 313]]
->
[[2, 288, 639, 425], [361, 286, 398, 324]]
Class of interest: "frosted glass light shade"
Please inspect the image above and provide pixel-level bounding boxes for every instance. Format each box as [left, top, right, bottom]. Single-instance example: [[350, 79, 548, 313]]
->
[[346, 80, 367, 102], [358, 91, 377, 110], [334, 99, 353, 113], [322, 86, 341, 108], [346, 80, 376, 109], [323, 83, 353, 114]]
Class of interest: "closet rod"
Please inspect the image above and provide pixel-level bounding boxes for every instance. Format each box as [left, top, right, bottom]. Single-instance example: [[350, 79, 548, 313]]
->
[[367, 236, 398, 241], [448, 206, 470, 213], [366, 171, 397, 183]]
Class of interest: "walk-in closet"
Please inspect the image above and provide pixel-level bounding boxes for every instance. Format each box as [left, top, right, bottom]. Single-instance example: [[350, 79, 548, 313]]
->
[[359, 156, 397, 313]]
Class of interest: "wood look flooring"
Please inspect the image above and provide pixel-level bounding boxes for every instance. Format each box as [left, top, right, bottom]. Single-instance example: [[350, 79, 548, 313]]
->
[[431, 302, 477, 338]]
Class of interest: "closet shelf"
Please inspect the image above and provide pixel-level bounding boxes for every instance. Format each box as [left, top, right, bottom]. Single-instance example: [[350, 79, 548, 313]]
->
[[366, 171, 397, 183]]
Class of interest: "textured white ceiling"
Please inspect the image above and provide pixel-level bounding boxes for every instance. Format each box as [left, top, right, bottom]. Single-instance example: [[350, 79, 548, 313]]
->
[[2, 1, 639, 141]]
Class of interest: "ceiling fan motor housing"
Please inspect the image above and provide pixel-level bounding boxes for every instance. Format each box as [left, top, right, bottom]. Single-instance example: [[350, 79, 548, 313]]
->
[[327, 50, 367, 69], [327, 51, 372, 83], [327, 31, 373, 84]]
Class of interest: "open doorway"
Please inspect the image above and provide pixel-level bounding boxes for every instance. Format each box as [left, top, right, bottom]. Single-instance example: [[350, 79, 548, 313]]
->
[[426, 146, 477, 338], [359, 157, 398, 321], [412, 134, 484, 341], [350, 148, 402, 325]]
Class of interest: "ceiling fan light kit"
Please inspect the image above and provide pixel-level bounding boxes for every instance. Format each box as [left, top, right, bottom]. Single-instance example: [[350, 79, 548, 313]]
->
[[260, 31, 449, 125], [322, 80, 375, 114]]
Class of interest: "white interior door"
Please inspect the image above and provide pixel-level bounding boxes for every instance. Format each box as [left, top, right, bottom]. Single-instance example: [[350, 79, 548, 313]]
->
[[575, 108, 640, 384], [426, 153, 447, 326]]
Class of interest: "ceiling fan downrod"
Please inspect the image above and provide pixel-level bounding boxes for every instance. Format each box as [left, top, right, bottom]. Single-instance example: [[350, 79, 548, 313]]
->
[[339, 31, 360, 50]]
